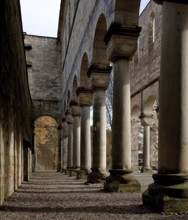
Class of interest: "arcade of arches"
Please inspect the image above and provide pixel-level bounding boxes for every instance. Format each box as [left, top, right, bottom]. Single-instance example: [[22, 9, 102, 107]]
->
[[1, 0, 188, 213]]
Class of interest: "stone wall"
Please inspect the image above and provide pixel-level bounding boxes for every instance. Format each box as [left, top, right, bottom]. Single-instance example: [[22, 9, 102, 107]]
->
[[0, 0, 32, 204], [24, 35, 62, 123], [130, 1, 162, 95]]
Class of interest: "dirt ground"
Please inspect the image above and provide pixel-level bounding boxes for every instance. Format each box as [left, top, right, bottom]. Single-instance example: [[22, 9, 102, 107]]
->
[[0, 171, 188, 220]]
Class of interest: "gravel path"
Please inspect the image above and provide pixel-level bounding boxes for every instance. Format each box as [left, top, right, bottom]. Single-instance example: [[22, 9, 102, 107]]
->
[[0, 171, 188, 220]]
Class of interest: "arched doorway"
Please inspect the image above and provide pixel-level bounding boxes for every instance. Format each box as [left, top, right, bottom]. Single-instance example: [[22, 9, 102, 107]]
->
[[34, 116, 58, 171]]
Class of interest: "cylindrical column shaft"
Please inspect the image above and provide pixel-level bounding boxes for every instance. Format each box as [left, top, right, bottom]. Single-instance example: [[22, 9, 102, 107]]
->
[[63, 136, 68, 170], [81, 106, 91, 172], [67, 123, 73, 168], [73, 116, 81, 169], [112, 59, 131, 170], [143, 2, 188, 212], [142, 125, 151, 171], [159, 3, 188, 173], [57, 127, 62, 172], [92, 89, 106, 170], [60, 128, 64, 171], [61, 120, 68, 172]]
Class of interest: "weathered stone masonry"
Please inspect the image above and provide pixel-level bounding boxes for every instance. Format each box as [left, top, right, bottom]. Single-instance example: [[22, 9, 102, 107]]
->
[[24, 35, 62, 122], [0, 0, 32, 204]]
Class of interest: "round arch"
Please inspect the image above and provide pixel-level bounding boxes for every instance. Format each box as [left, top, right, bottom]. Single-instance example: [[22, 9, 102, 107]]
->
[[67, 90, 71, 107], [71, 75, 78, 103], [131, 104, 140, 119], [144, 95, 157, 114], [63, 100, 67, 114], [34, 116, 58, 171], [92, 14, 108, 66], [79, 53, 89, 88]]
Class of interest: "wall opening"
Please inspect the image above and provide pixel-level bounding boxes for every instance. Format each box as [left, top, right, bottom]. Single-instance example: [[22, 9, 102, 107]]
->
[[34, 116, 58, 171]]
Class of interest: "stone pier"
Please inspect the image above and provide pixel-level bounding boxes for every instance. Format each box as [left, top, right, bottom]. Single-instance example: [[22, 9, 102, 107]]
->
[[104, 23, 141, 192], [71, 103, 81, 173], [143, 0, 188, 212], [66, 110, 73, 173], [77, 88, 93, 179], [87, 65, 111, 184]]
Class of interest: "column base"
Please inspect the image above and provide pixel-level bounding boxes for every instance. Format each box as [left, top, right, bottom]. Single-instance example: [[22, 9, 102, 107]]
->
[[61, 168, 67, 174], [104, 169, 141, 192], [77, 169, 89, 179], [141, 166, 153, 174], [66, 168, 76, 177], [87, 168, 110, 184], [143, 173, 188, 213]]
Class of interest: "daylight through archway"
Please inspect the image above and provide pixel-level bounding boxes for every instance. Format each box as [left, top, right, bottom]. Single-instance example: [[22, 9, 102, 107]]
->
[[34, 116, 58, 171]]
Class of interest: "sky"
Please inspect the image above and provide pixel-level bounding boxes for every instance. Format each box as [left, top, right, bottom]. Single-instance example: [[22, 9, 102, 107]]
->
[[20, 0, 150, 38]]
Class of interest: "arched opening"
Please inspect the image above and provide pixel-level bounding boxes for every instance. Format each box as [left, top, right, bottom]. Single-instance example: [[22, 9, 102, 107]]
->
[[149, 12, 156, 45], [63, 100, 67, 114], [92, 14, 108, 66], [72, 75, 78, 103], [34, 116, 58, 171], [143, 95, 158, 170], [144, 95, 157, 114], [67, 90, 71, 108], [131, 105, 140, 119], [80, 53, 89, 88]]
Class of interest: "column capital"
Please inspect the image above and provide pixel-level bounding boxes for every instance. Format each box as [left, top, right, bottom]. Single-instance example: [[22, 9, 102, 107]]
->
[[139, 113, 155, 126], [76, 87, 93, 107], [69, 100, 78, 107], [71, 105, 81, 117], [104, 23, 141, 62], [87, 64, 112, 91], [65, 110, 73, 124], [153, 0, 188, 4]]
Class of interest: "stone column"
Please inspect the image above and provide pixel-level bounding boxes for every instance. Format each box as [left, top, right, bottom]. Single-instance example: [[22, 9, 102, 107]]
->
[[77, 88, 93, 179], [66, 110, 73, 172], [140, 114, 154, 173], [87, 65, 111, 183], [61, 118, 69, 173], [71, 102, 81, 172], [57, 125, 62, 172], [60, 122, 64, 172], [104, 23, 141, 192], [143, 0, 188, 213]]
